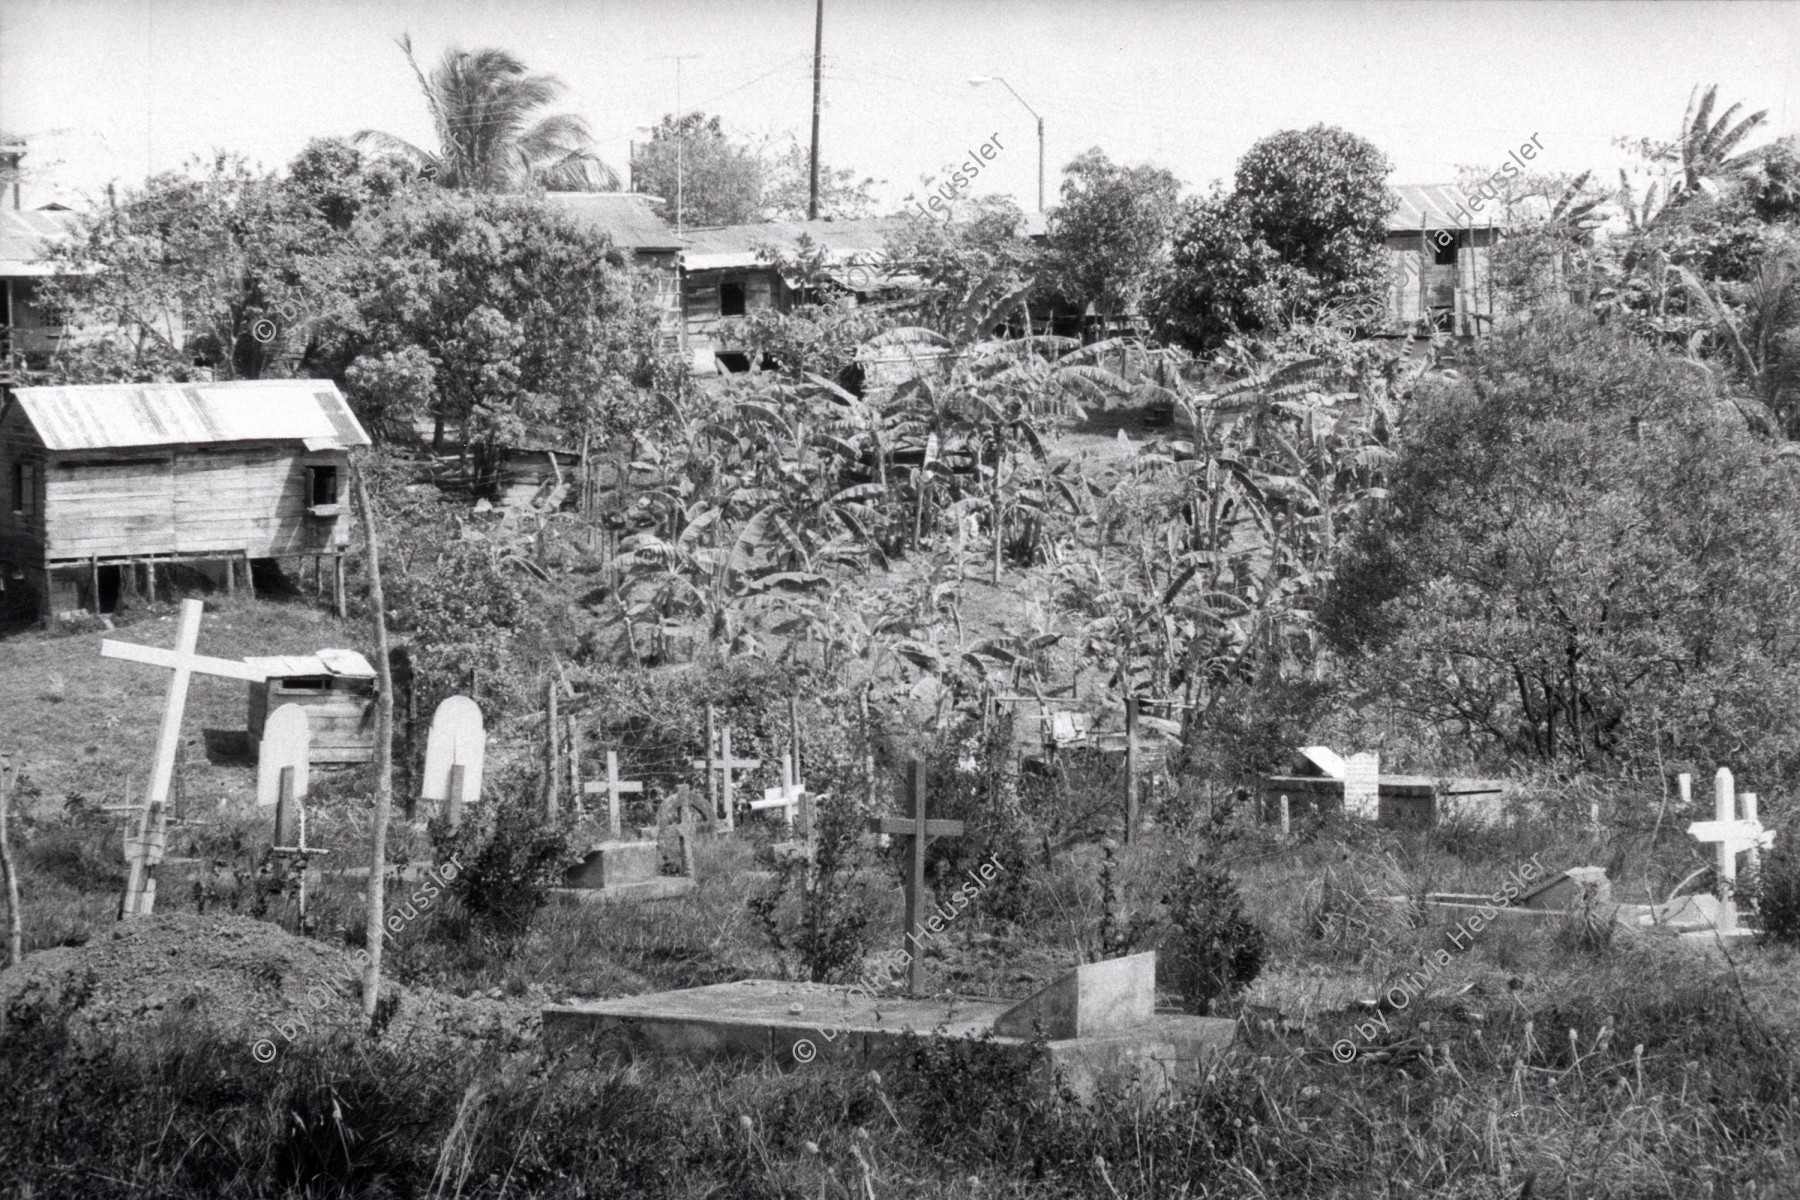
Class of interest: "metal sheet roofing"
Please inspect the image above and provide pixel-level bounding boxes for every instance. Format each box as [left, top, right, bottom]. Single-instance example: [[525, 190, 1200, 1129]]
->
[[542, 192, 683, 252], [8, 379, 371, 452], [244, 649, 376, 678], [1389, 183, 1552, 232], [680, 215, 919, 271], [0, 207, 79, 276]]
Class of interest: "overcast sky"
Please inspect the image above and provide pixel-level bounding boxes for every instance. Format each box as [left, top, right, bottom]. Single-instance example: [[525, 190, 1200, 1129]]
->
[[2, 0, 1796, 213]]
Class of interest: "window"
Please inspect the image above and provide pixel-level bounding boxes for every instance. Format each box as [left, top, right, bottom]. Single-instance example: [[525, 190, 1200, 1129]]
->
[[10, 462, 35, 516], [719, 281, 746, 317], [276, 676, 333, 695], [307, 465, 339, 507], [1433, 236, 1459, 267]]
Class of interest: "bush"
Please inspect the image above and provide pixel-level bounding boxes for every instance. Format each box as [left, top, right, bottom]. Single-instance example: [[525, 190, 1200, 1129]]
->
[[1158, 858, 1266, 1012], [429, 764, 575, 938], [1752, 827, 1800, 946], [748, 790, 877, 983]]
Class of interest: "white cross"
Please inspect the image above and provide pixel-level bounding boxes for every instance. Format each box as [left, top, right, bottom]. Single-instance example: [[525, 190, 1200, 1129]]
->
[[1687, 767, 1776, 933], [102, 599, 266, 917], [583, 750, 642, 841], [750, 750, 804, 832]]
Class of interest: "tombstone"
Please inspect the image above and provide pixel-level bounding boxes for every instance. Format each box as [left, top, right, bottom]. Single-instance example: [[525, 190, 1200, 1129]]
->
[[993, 952, 1155, 1040], [421, 696, 486, 827], [1342, 752, 1380, 821], [102, 598, 269, 917], [1685, 766, 1775, 934], [257, 704, 312, 814]]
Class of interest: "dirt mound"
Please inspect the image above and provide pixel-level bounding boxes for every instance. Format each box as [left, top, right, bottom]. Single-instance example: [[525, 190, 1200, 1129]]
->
[[0, 913, 539, 1060]]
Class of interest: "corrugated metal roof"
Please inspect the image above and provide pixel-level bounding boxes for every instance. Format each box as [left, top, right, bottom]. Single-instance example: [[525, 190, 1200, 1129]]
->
[[0, 207, 79, 276], [680, 215, 918, 271], [1389, 183, 1552, 232], [9, 379, 371, 452], [543, 192, 683, 252], [245, 649, 375, 678]]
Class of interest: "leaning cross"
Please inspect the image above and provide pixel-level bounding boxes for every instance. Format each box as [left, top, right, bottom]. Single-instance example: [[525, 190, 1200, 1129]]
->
[[583, 750, 643, 841], [867, 759, 965, 996], [102, 598, 267, 917], [1687, 766, 1775, 933]]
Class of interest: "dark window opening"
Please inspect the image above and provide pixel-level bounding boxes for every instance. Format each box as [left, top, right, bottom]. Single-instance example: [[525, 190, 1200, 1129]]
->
[[277, 676, 333, 695], [716, 351, 752, 373], [10, 462, 35, 516], [719, 281, 746, 317], [307, 465, 339, 506], [1432, 237, 1459, 266]]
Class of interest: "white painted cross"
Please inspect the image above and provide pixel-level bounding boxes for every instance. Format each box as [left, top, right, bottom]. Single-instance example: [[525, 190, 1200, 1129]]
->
[[421, 696, 486, 828], [1687, 767, 1776, 933], [582, 750, 642, 841], [750, 749, 804, 832], [102, 598, 267, 918]]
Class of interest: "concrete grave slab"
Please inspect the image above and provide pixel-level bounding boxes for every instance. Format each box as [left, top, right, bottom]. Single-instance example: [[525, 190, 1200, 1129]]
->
[[993, 951, 1155, 1040], [563, 840, 661, 889]]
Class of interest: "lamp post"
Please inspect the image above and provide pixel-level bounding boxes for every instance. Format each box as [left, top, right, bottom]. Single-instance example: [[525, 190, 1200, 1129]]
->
[[969, 76, 1044, 213]]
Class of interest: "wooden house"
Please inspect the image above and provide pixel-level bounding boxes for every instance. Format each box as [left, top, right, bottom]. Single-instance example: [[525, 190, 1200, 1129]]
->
[[543, 192, 685, 353], [677, 216, 922, 374], [1383, 184, 1548, 337], [0, 379, 369, 617], [0, 201, 79, 386], [245, 649, 377, 764]]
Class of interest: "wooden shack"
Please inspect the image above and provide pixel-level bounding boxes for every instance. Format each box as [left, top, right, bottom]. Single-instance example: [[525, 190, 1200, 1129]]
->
[[245, 649, 377, 764], [0, 379, 369, 617], [1262, 746, 1506, 828]]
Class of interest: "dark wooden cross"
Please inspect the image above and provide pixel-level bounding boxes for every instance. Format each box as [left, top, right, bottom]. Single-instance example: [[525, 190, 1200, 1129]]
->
[[867, 758, 965, 996]]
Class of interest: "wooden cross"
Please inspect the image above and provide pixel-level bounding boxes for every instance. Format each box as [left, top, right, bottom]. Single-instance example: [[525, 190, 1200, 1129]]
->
[[102, 598, 267, 918], [271, 764, 330, 922], [689, 722, 759, 831], [1688, 766, 1775, 932], [582, 750, 643, 841], [751, 750, 804, 832], [867, 759, 965, 996]]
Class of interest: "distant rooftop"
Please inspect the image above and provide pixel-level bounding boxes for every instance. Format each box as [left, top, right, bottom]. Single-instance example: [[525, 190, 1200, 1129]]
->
[[542, 192, 682, 253], [0, 206, 78, 276], [1389, 183, 1552, 233]]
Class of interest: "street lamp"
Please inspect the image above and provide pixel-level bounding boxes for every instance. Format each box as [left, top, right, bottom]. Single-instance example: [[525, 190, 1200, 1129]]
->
[[968, 76, 1044, 213]]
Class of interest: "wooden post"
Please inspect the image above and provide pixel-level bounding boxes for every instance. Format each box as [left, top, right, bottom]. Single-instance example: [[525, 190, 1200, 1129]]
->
[[224, 555, 234, 598], [1124, 696, 1140, 843], [90, 557, 100, 615], [144, 558, 155, 604], [1279, 793, 1291, 838], [332, 551, 346, 619], [446, 764, 466, 829], [788, 696, 800, 785], [0, 757, 22, 967], [352, 458, 397, 1024], [1715, 767, 1736, 920], [704, 704, 719, 823], [274, 767, 300, 847], [566, 715, 582, 810], [1744, 791, 1762, 877], [1678, 772, 1692, 810], [544, 679, 560, 821], [721, 725, 736, 828], [905, 759, 928, 996]]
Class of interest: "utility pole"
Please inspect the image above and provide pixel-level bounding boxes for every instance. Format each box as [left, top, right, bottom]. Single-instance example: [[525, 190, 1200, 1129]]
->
[[808, 0, 824, 219], [660, 54, 700, 233]]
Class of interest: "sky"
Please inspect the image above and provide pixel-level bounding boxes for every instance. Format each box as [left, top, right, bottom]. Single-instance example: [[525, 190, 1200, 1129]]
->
[[2, 0, 1797, 215]]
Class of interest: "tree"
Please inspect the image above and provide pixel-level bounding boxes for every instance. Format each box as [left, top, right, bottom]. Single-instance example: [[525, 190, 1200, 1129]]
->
[[1158, 126, 1392, 351], [356, 36, 617, 192], [759, 142, 879, 221], [336, 193, 665, 446], [1676, 84, 1769, 199], [630, 112, 765, 226], [1327, 311, 1800, 779], [880, 197, 1041, 335], [1045, 148, 1182, 319]]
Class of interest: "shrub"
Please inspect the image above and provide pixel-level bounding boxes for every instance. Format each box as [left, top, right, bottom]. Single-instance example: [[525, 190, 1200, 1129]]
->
[[747, 790, 877, 982], [429, 764, 575, 938], [1752, 827, 1800, 946], [1158, 858, 1266, 1012]]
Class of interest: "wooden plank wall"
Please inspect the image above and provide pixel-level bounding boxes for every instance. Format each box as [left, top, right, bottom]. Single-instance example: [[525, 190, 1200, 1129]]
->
[[0, 401, 47, 570], [41, 443, 350, 563]]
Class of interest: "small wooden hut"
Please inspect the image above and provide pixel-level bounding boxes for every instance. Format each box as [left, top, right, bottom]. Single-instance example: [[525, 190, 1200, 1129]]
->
[[0, 379, 369, 617], [245, 649, 377, 764]]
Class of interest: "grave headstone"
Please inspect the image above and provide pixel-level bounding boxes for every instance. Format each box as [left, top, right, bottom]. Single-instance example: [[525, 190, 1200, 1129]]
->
[[751, 751, 804, 832], [582, 750, 642, 842], [690, 724, 759, 831], [993, 952, 1155, 1040], [421, 696, 485, 827], [257, 703, 312, 811], [1343, 752, 1380, 821]]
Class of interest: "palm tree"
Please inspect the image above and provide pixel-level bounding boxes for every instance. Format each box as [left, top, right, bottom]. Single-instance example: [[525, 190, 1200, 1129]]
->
[[1675, 84, 1768, 198], [356, 36, 617, 192]]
